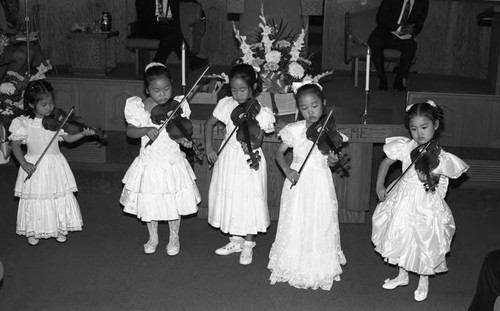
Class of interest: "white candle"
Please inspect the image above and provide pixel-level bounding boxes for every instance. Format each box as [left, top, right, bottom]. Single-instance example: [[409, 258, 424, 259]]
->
[[181, 41, 186, 88], [365, 47, 370, 92]]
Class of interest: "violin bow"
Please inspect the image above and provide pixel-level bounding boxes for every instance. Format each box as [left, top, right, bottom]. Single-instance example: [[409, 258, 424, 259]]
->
[[24, 107, 75, 182], [290, 109, 334, 189], [386, 140, 433, 194], [208, 99, 258, 170], [145, 64, 211, 147]]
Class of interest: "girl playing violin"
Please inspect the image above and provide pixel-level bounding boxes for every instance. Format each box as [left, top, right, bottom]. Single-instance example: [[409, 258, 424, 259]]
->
[[8, 80, 95, 246], [205, 64, 275, 265], [120, 62, 201, 255], [268, 83, 347, 290], [372, 101, 469, 302]]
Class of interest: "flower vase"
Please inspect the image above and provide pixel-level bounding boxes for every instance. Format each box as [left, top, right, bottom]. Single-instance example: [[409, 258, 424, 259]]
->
[[256, 92, 297, 116]]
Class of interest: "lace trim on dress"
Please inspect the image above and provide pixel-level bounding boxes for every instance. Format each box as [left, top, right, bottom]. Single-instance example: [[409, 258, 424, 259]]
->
[[17, 227, 82, 239], [8, 133, 28, 143], [15, 189, 78, 199], [269, 267, 341, 290]]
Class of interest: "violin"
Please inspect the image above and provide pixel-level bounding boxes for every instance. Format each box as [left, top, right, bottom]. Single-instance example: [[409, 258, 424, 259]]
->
[[411, 139, 441, 192], [42, 108, 107, 146], [305, 111, 351, 177], [230, 98, 262, 170], [150, 99, 204, 164]]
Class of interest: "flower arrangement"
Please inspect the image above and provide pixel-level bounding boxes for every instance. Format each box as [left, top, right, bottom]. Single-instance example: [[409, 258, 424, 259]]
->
[[0, 61, 53, 161], [232, 4, 333, 94], [0, 61, 53, 123]]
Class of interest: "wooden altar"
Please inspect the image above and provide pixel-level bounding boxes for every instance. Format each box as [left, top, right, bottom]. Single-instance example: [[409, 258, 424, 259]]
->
[[187, 112, 407, 223]]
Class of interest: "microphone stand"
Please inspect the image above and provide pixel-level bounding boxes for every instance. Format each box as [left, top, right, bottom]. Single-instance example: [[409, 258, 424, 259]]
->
[[24, 0, 31, 77]]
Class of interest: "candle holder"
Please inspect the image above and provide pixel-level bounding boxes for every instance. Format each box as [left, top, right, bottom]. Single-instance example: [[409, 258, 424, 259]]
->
[[361, 46, 371, 124]]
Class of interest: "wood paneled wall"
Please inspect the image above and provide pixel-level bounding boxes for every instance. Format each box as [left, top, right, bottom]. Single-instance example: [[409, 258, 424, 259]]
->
[[323, 0, 493, 79], [21, 0, 496, 78], [21, 0, 136, 65], [21, 0, 239, 67]]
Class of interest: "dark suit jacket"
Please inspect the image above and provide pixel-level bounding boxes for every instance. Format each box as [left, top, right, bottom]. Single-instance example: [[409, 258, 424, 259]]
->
[[136, 0, 181, 30], [375, 0, 429, 36]]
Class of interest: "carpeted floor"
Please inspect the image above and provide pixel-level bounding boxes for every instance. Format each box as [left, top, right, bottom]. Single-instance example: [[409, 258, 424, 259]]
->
[[0, 158, 499, 311]]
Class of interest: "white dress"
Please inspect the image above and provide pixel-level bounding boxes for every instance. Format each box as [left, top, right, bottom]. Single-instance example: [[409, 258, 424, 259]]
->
[[208, 96, 275, 235], [372, 137, 469, 275], [268, 120, 347, 291], [8, 116, 83, 239], [120, 96, 201, 221]]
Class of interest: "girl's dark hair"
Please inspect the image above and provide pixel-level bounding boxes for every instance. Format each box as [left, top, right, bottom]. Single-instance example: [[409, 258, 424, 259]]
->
[[294, 83, 326, 121], [228, 63, 262, 97], [143, 63, 172, 90], [23, 80, 55, 119], [404, 101, 444, 129]]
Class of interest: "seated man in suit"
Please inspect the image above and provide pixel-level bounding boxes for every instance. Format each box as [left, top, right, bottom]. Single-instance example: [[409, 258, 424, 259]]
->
[[368, 0, 429, 91], [135, 0, 208, 70]]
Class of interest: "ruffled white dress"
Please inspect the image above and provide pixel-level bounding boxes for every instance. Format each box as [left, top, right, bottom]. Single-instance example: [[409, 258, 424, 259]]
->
[[8, 116, 83, 239], [268, 120, 347, 291], [120, 96, 201, 221], [372, 137, 469, 275], [208, 96, 275, 235]]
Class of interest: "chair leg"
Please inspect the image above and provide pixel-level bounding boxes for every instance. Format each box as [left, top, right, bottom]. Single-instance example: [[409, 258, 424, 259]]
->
[[134, 49, 140, 77], [354, 58, 359, 88]]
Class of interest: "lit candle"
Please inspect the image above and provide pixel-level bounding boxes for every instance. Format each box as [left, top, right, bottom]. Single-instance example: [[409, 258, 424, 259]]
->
[[181, 41, 186, 90], [365, 47, 370, 92]]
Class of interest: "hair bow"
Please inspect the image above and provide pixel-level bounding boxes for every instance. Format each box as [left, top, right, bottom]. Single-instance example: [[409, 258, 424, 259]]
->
[[291, 81, 323, 94], [405, 99, 438, 112], [145, 62, 166, 71]]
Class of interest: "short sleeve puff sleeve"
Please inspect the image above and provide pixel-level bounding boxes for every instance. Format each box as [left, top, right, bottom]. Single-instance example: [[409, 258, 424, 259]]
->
[[173, 95, 192, 119], [124, 96, 150, 127], [8, 116, 29, 143], [433, 152, 469, 179], [278, 123, 295, 147], [255, 106, 276, 133], [383, 136, 410, 161], [212, 97, 232, 125]]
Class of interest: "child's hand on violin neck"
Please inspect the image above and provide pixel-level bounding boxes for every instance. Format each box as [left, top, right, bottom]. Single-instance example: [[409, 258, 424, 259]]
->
[[376, 185, 388, 202], [327, 151, 339, 165], [21, 162, 36, 175], [206, 146, 217, 164], [82, 128, 96, 137], [145, 127, 160, 141]]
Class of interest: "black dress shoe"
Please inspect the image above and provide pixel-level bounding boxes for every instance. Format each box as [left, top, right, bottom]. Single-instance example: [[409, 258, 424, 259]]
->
[[393, 76, 407, 92], [378, 76, 388, 91], [189, 56, 208, 70]]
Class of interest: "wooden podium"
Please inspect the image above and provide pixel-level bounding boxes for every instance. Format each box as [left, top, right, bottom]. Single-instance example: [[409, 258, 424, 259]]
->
[[479, 6, 500, 94], [67, 31, 119, 76]]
